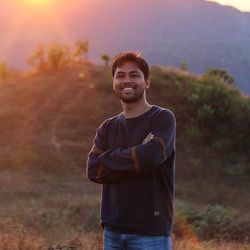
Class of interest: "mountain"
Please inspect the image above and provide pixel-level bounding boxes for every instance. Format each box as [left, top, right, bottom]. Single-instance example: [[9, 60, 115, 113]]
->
[[0, 0, 250, 93]]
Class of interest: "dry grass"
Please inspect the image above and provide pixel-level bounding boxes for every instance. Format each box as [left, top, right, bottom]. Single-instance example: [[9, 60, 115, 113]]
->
[[173, 239, 250, 250], [0, 171, 249, 249], [0, 231, 249, 250]]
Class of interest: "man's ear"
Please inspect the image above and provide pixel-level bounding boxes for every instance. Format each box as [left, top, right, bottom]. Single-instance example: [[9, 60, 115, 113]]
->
[[145, 79, 151, 89], [112, 78, 115, 90]]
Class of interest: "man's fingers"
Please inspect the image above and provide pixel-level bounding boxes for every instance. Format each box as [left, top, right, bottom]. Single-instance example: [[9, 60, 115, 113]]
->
[[143, 134, 151, 142], [143, 137, 154, 144], [144, 133, 152, 140], [142, 133, 154, 144]]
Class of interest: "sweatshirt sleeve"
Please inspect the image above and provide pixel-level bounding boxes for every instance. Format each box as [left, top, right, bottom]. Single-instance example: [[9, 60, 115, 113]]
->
[[86, 110, 176, 184], [86, 120, 136, 184], [86, 121, 107, 183]]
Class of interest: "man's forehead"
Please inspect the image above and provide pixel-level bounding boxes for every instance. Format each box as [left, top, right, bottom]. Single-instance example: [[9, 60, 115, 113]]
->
[[115, 62, 142, 74]]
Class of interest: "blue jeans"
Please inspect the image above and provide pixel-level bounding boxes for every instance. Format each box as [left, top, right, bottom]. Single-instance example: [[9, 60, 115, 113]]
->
[[103, 227, 172, 250]]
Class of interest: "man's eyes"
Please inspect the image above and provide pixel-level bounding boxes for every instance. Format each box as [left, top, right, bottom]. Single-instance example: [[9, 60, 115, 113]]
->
[[115, 74, 140, 78], [116, 75, 124, 78]]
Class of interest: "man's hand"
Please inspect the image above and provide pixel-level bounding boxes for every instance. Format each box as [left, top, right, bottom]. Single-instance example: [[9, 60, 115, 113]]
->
[[142, 133, 154, 144]]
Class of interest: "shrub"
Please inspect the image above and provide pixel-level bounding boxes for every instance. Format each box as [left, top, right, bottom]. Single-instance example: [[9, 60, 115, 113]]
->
[[197, 104, 215, 125], [180, 61, 188, 71], [101, 54, 111, 66], [205, 68, 235, 86], [0, 62, 9, 81], [27, 44, 46, 70], [185, 125, 201, 141], [176, 204, 250, 242], [47, 43, 71, 71], [186, 73, 250, 153], [74, 39, 89, 62]]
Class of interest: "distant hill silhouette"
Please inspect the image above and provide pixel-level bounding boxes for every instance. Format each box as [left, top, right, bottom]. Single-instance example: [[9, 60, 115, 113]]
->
[[0, 0, 250, 93]]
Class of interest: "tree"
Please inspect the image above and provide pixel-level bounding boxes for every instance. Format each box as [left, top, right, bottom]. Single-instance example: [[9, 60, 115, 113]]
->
[[205, 68, 235, 86], [0, 62, 8, 81], [74, 39, 89, 62], [47, 43, 71, 71], [27, 44, 45, 70], [180, 61, 188, 71], [101, 54, 111, 66]]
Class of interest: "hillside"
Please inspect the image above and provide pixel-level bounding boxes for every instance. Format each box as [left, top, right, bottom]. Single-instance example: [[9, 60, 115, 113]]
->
[[1, 62, 250, 206], [0, 63, 249, 248], [1, 0, 250, 94]]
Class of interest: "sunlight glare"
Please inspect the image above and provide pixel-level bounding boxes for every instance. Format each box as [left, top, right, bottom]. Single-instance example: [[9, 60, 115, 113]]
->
[[24, 0, 51, 7]]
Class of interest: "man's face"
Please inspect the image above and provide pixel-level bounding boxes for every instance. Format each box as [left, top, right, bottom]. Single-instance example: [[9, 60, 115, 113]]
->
[[113, 61, 150, 103]]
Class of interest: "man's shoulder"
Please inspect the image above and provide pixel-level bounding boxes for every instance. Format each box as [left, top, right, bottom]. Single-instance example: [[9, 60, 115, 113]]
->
[[152, 105, 176, 121], [98, 113, 122, 130]]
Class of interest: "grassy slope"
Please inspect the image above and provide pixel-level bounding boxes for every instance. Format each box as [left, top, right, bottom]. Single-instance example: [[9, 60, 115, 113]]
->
[[0, 62, 249, 248]]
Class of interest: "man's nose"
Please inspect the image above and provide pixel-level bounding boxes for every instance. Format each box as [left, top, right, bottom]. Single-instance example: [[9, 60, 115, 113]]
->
[[122, 75, 132, 83]]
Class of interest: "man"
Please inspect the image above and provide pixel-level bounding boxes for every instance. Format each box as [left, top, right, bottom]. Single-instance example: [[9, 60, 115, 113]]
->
[[86, 51, 176, 250]]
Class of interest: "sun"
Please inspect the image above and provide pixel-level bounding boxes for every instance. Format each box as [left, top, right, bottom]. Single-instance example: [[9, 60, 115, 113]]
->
[[27, 0, 49, 3], [24, 0, 51, 6]]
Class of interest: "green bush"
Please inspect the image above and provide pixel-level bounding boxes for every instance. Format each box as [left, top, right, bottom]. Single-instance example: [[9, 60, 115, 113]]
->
[[185, 74, 250, 153], [184, 125, 201, 141], [197, 104, 215, 124], [176, 204, 250, 242], [205, 68, 235, 86]]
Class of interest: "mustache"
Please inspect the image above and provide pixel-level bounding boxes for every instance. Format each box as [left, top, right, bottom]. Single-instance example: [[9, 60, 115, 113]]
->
[[121, 82, 136, 88]]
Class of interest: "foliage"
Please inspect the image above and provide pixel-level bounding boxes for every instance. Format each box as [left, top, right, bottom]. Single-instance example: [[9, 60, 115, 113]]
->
[[197, 104, 215, 125], [184, 125, 201, 141], [205, 68, 235, 86], [0, 62, 8, 81], [27, 40, 90, 71], [74, 39, 89, 62], [180, 61, 188, 71], [148, 65, 250, 176], [186, 74, 250, 153], [27, 44, 45, 70], [177, 204, 250, 242], [101, 54, 111, 66], [47, 43, 71, 70]]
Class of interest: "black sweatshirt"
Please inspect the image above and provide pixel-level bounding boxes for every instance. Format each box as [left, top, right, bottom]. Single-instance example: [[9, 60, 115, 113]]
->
[[86, 105, 176, 236]]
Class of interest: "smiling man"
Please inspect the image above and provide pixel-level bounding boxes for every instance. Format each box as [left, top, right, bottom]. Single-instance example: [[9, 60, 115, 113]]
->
[[86, 51, 176, 250]]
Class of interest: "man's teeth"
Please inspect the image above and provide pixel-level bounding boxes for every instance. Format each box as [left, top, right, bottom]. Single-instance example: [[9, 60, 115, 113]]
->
[[123, 87, 133, 91]]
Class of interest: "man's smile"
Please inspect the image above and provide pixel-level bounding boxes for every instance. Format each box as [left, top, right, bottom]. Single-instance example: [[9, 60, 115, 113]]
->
[[122, 87, 134, 92]]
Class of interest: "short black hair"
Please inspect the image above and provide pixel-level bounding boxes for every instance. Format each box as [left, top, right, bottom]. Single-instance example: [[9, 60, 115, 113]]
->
[[112, 51, 149, 80]]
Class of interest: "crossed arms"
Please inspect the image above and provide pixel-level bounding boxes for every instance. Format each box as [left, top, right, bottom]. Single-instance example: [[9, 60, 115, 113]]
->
[[86, 111, 176, 184]]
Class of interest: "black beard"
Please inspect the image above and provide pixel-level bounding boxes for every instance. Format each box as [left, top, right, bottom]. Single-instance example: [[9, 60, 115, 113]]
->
[[115, 89, 144, 103]]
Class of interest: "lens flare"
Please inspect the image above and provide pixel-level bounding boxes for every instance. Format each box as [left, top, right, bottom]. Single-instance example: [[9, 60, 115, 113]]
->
[[24, 0, 51, 6], [22, 0, 57, 13]]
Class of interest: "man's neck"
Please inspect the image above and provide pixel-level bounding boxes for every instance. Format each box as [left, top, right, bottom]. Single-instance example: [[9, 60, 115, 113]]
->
[[121, 99, 152, 119]]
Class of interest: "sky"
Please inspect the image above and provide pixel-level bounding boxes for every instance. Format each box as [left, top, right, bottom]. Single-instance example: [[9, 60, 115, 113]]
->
[[208, 0, 250, 12], [1, 0, 250, 70], [3, 1, 250, 13]]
